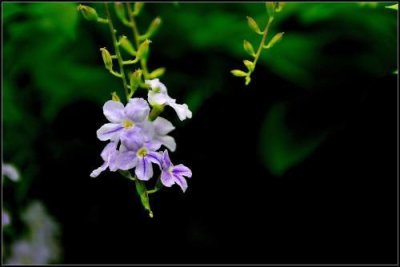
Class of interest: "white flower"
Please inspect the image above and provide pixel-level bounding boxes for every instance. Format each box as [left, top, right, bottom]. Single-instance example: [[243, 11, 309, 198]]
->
[[2, 163, 20, 182], [145, 79, 192, 121]]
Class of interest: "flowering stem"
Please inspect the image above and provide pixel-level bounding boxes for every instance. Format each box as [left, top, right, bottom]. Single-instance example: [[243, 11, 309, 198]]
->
[[251, 16, 274, 75], [104, 3, 130, 101], [125, 3, 150, 79]]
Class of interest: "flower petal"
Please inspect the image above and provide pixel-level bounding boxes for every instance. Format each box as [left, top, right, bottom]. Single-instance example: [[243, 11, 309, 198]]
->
[[173, 174, 188, 193], [120, 127, 144, 151], [116, 151, 137, 170], [100, 141, 118, 161], [160, 170, 174, 187], [161, 150, 172, 170], [169, 102, 192, 121], [145, 78, 167, 93], [158, 135, 176, 152], [90, 162, 108, 178], [153, 117, 175, 135], [97, 123, 123, 141], [135, 157, 153, 181], [125, 98, 150, 122], [103, 100, 125, 123], [148, 91, 168, 106], [2, 164, 20, 182], [147, 151, 162, 165], [172, 164, 192, 178]]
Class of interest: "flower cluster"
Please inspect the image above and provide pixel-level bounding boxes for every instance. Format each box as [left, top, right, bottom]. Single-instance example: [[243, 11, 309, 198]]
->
[[91, 79, 192, 192]]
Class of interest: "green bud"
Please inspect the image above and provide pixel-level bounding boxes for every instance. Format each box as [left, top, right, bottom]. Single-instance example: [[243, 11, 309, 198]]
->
[[243, 60, 254, 72], [134, 180, 153, 218], [246, 16, 262, 35], [111, 92, 121, 102], [130, 69, 143, 95], [100, 47, 113, 71], [114, 3, 128, 23], [264, 32, 284, 49], [146, 17, 162, 38], [148, 67, 166, 79], [266, 2, 276, 18], [386, 4, 398, 10], [119, 35, 136, 56], [245, 76, 251, 86], [243, 40, 256, 57], [231, 69, 247, 77], [275, 2, 285, 12], [77, 4, 98, 22], [136, 39, 151, 60], [133, 2, 144, 16]]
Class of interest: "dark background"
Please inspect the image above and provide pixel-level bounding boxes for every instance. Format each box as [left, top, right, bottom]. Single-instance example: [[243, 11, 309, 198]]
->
[[3, 2, 398, 264]]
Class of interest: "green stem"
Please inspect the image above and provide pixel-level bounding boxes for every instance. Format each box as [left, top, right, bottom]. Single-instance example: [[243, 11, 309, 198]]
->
[[104, 3, 130, 101], [125, 3, 150, 79], [251, 16, 274, 74]]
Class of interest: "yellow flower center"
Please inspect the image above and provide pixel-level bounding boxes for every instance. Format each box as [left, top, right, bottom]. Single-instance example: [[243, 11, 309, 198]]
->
[[122, 119, 134, 129], [137, 148, 148, 158]]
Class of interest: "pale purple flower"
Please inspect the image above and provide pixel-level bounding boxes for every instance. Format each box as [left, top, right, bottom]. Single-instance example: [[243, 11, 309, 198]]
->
[[141, 117, 177, 151], [2, 163, 20, 182], [145, 79, 192, 121], [118, 130, 161, 181], [2, 209, 11, 227], [90, 141, 119, 178], [96, 98, 150, 142], [158, 150, 192, 192]]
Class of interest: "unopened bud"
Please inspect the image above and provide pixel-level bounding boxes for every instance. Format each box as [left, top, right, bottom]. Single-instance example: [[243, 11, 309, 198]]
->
[[133, 2, 144, 16], [77, 5, 98, 22], [100, 47, 113, 71], [119, 35, 136, 56], [130, 69, 143, 95], [146, 17, 162, 37], [111, 92, 121, 102], [243, 40, 256, 57], [136, 39, 151, 60], [148, 67, 166, 79], [231, 69, 247, 77]]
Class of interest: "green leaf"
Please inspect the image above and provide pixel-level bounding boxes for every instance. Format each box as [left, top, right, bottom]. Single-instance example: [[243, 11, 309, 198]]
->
[[259, 103, 328, 176]]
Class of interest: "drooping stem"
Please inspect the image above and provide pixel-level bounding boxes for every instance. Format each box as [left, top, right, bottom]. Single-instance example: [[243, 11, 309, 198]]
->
[[125, 3, 149, 79], [104, 3, 130, 100]]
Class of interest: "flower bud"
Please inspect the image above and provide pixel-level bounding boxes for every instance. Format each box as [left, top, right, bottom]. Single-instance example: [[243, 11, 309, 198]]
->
[[265, 32, 284, 49], [243, 60, 254, 72], [247, 16, 262, 35], [266, 2, 276, 18], [245, 76, 251, 86], [148, 67, 166, 79], [119, 35, 136, 56], [100, 47, 113, 71], [130, 69, 143, 95], [111, 91, 121, 102], [146, 17, 162, 38], [243, 40, 256, 57], [133, 2, 144, 16], [114, 2, 128, 23], [231, 69, 247, 77], [77, 5, 98, 22], [136, 39, 151, 60]]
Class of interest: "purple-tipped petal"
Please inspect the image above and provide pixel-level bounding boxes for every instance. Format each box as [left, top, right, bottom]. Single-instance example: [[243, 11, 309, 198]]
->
[[172, 164, 192, 178], [116, 151, 137, 170], [161, 150, 172, 170], [97, 123, 123, 141], [90, 162, 108, 178], [173, 174, 188, 193], [153, 117, 175, 135], [135, 157, 153, 181], [125, 98, 150, 122], [160, 170, 174, 187], [103, 100, 125, 123]]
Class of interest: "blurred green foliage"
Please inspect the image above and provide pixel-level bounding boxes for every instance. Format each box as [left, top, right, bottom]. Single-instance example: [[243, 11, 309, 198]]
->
[[3, 2, 397, 182]]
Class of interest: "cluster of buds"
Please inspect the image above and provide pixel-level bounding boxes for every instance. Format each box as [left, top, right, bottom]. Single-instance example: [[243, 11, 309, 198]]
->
[[231, 2, 285, 86], [78, 3, 192, 217]]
